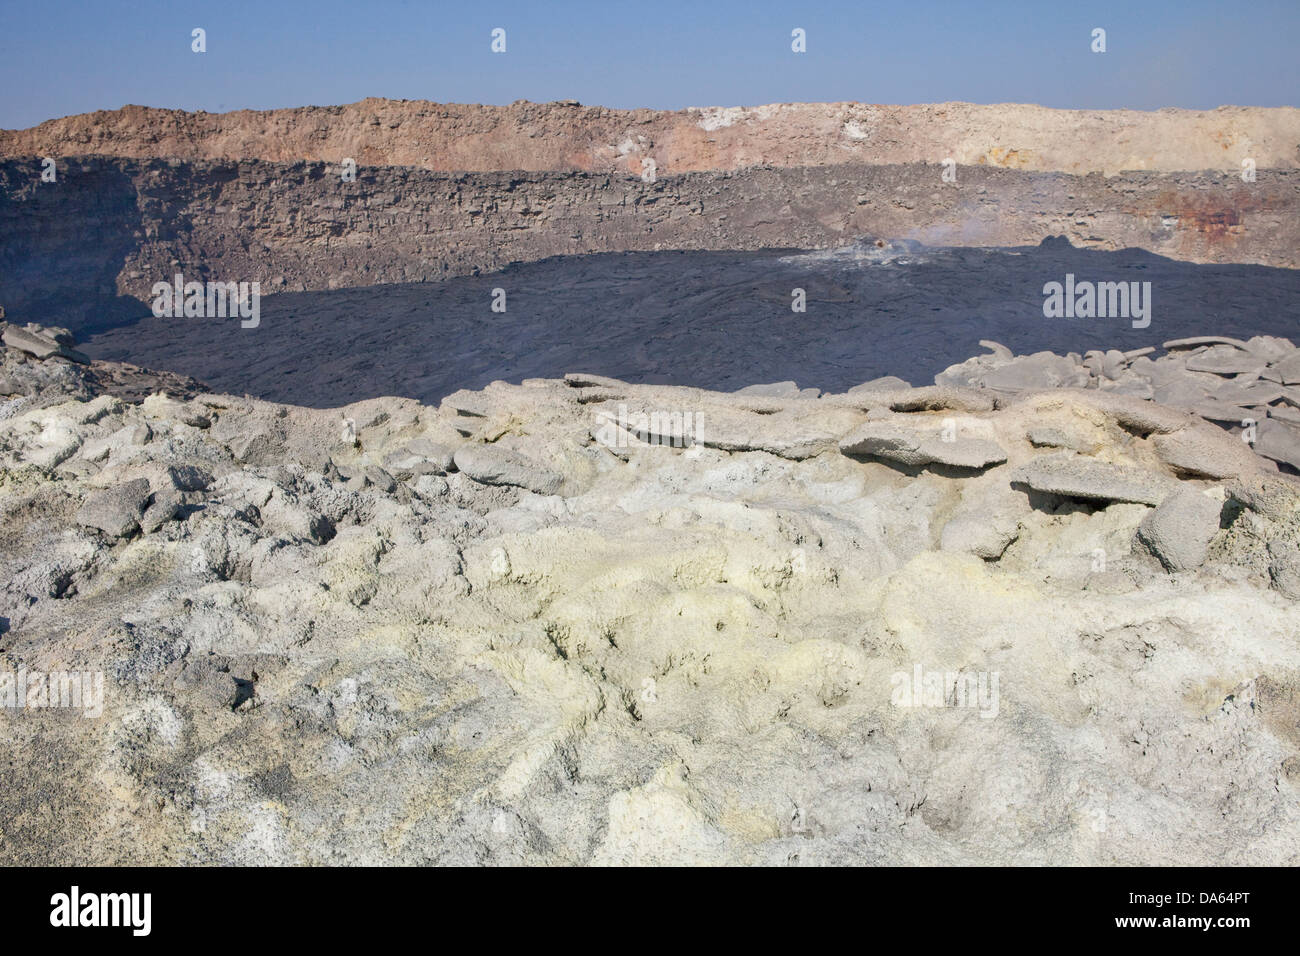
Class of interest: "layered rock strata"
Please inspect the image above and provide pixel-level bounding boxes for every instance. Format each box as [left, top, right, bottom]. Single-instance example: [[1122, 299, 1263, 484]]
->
[[5, 100, 1297, 177], [2, 156, 1297, 334]]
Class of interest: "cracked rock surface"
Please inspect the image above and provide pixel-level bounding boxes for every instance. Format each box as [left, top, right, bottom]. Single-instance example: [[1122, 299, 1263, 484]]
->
[[2, 331, 1299, 865]]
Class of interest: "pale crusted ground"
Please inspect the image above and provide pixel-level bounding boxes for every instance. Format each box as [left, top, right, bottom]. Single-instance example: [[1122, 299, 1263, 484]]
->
[[2, 348, 1298, 865]]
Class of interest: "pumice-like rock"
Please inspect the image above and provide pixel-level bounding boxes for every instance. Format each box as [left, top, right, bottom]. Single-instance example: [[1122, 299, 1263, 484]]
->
[[937, 339, 1300, 466], [1, 324, 91, 364], [75, 477, 151, 537], [1269, 351, 1300, 385], [978, 339, 1014, 361], [383, 438, 455, 477], [1255, 419, 1300, 472], [839, 421, 1007, 470], [564, 372, 629, 389], [1152, 423, 1269, 480], [847, 375, 911, 393], [1226, 473, 1300, 523], [940, 490, 1025, 559], [140, 486, 182, 533], [1162, 336, 1252, 352], [1242, 336, 1296, 363], [1012, 453, 1173, 505], [1026, 426, 1095, 453], [735, 381, 801, 398], [453, 443, 564, 495], [1184, 347, 1266, 376], [1135, 488, 1224, 571], [878, 386, 996, 414], [981, 352, 1092, 392], [1267, 540, 1300, 600]]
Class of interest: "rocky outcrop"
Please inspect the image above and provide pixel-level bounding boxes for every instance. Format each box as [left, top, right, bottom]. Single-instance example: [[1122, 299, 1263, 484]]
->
[[0, 322, 208, 407], [452, 444, 564, 496], [1136, 488, 1224, 570], [2, 335, 1299, 865], [839, 420, 1007, 470], [75, 477, 151, 538], [2, 323, 89, 363], [939, 336, 1300, 473], [1012, 453, 1178, 505]]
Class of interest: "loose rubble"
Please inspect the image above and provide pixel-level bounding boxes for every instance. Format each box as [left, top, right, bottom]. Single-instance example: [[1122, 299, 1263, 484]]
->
[[938, 336, 1300, 470]]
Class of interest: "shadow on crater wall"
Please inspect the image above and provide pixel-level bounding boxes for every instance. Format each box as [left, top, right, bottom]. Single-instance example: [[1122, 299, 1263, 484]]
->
[[0, 159, 149, 335]]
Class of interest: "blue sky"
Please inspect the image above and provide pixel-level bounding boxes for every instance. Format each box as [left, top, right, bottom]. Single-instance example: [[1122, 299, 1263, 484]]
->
[[2, 0, 1297, 128]]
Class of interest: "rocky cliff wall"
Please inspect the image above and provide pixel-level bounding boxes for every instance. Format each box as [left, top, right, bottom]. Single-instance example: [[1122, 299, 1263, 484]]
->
[[3, 156, 1296, 334], [3, 99, 1298, 177]]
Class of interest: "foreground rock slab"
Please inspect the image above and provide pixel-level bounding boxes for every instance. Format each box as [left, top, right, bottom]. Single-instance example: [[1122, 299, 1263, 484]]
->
[[1136, 489, 1224, 571], [839, 421, 1007, 471], [453, 444, 564, 496], [1012, 453, 1175, 505]]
